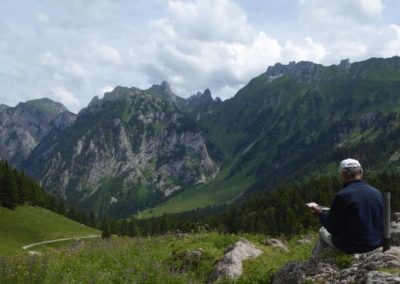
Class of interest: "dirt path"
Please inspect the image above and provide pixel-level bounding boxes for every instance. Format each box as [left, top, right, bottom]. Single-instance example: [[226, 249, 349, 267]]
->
[[22, 235, 100, 255]]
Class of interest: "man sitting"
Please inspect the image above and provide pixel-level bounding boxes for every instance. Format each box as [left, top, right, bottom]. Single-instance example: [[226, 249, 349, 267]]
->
[[311, 158, 384, 254]]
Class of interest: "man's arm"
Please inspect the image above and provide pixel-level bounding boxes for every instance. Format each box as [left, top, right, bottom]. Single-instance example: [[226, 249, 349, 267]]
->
[[319, 194, 346, 235]]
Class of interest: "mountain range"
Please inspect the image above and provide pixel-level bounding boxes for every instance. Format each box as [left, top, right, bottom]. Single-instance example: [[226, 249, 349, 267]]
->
[[1, 56, 400, 217]]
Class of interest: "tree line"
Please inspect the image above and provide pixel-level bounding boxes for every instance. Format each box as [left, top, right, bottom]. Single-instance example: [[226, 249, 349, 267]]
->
[[102, 171, 400, 238], [0, 160, 96, 228], [2, 158, 399, 240]]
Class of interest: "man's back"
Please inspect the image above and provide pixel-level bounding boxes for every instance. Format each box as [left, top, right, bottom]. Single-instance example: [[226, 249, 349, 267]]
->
[[320, 180, 384, 253]]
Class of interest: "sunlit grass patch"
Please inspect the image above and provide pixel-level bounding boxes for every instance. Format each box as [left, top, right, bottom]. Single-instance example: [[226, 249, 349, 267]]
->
[[0, 232, 317, 284]]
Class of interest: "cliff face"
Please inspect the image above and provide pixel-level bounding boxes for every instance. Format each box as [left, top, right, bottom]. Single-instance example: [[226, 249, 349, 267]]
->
[[0, 98, 75, 165], [25, 87, 219, 217]]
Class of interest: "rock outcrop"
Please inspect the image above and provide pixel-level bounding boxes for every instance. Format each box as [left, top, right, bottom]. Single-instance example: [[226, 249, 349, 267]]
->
[[274, 215, 400, 283], [273, 247, 400, 283], [208, 239, 262, 283]]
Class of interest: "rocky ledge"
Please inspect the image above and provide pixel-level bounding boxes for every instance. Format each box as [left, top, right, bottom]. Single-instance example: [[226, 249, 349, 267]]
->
[[273, 213, 400, 283], [273, 247, 400, 283]]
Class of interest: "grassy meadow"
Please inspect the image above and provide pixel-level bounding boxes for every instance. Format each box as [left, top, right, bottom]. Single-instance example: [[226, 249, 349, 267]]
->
[[0, 232, 315, 283], [0, 206, 99, 256], [139, 161, 255, 219]]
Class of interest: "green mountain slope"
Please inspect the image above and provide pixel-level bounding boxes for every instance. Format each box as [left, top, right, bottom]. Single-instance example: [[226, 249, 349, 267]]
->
[[143, 56, 400, 217], [0, 206, 99, 255], [24, 86, 220, 218]]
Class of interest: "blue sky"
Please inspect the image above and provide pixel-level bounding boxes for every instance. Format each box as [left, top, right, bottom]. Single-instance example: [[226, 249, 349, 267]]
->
[[0, 0, 399, 112]]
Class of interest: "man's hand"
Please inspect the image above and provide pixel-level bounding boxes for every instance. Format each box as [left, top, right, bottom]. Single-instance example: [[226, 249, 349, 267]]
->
[[310, 206, 322, 217], [306, 202, 322, 217]]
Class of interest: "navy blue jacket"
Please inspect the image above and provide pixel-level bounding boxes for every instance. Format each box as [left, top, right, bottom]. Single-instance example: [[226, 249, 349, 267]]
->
[[319, 180, 383, 253]]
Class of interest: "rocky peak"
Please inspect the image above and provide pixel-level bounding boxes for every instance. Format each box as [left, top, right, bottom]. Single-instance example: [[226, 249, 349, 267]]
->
[[160, 80, 173, 95], [146, 81, 181, 104], [265, 59, 355, 83], [183, 88, 218, 115], [188, 89, 213, 104], [86, 86, 142, 111], [265, 61, 296, 77], [338, 58, 351, 71], [0, 104, 10, 112], [0, 98, 72, 166], [214, 97, 222, 104], [24, 98, 68, 116], [103, 86, 141, 102]]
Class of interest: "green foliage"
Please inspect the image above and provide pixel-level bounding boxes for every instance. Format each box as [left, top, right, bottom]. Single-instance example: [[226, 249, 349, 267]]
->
[[323, 249, 354, 269], [139, 159, 254, 218], [0, 160, 60, 211]]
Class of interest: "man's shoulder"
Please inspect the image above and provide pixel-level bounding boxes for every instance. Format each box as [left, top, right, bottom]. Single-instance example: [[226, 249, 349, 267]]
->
[[341, 181, 383, 203], [344, 180, 378, 191]]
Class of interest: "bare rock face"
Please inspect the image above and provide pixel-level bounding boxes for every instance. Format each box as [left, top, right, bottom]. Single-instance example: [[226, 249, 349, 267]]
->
[[0, 98, 75, 166], [273, 247, 400, 284], [208, 239, 262, 283], [26, 87, 220, 217]]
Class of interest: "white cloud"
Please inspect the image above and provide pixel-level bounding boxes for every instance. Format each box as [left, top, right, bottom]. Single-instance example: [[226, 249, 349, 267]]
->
[[359, 0, 384, 18], [93, 44, 122, 65], [298, 0, 398, 63], [63, 61, 89, 78], [166, 0, 255, 43], [382, 25, 400, 57], [300, 0, 385, 26], [51, 87, 81, 113], [38, 51, 59, 67], [282, 37, 327, 63], [0, 0, 399, 111]]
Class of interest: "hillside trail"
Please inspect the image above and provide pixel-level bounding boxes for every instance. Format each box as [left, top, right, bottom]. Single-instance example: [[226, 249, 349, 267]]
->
[[22, 235, 100, 255]]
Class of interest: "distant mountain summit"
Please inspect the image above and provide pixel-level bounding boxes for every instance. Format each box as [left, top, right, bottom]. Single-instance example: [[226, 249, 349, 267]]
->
[[0, 104, 10, 111], [25, 98, 69, 116], [146, 81, 186, 106], [24, 86, 220, 217], [0, 98, 75, 165]]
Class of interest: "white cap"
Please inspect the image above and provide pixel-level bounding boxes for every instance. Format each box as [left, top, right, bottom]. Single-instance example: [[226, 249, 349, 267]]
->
[[340, 158, 362, 169]]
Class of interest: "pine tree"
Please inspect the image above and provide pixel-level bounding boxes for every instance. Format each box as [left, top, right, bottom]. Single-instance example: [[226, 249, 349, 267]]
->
[[1, 166, 18, 209], [88, 212, 97, 228], [101, 218, 112, 239]]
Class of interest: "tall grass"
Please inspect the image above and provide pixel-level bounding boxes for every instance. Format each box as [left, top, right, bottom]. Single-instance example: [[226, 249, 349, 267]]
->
[[0, 232, 315, 284]]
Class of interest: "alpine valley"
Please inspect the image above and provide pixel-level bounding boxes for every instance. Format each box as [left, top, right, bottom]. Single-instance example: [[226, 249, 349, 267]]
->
[[2, 56, 400, 218]]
